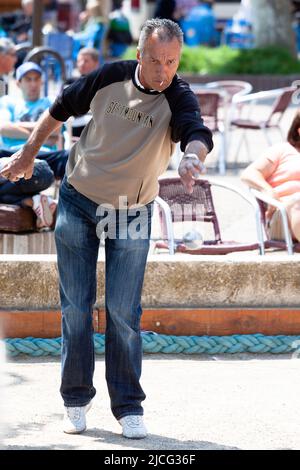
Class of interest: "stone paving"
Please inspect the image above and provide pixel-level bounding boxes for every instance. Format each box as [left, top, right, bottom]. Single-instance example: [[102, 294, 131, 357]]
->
[[2, 352, 300, 450]]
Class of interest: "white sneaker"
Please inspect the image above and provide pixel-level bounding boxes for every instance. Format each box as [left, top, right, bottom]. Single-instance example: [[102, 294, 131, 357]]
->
[[32, 194, 53, 229], [118, 415, 147, 439], [47, 196, 57, 215], [63, 402, 92, 434]]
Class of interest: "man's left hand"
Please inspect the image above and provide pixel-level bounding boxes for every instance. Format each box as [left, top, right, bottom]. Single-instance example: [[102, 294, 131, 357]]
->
[[178, 154, 206, 194]]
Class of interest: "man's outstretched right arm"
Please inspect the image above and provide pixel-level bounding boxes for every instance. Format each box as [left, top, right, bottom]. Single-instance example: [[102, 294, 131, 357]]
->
[[0, 110, 62, 182]]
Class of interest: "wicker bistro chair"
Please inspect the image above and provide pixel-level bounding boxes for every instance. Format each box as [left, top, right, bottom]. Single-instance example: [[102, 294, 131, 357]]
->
[[250, 188, 300, 255], [205, 80, 253, 105], [190, 82, 252, 174], [154, 177, 262, 255], [193, 90, 227, 175], [230, 87, 296, 163]]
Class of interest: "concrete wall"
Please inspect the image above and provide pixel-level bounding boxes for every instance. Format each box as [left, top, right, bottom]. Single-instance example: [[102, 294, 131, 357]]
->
[[0, 254, 300, 309]]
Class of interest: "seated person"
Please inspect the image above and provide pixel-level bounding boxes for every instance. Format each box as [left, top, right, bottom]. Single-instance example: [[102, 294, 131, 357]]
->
[[0, 61, 68, 180], [0, 62, 66, 229], [0, 38, 17, 93], [106, 7, 132, 57], [0, 156, 56, 229], [76, 46, 100, 76], [241, 111, 300, 242], [64, 47, 100, 85], [2, 0, 33, 42], [74, 0, 111, 50], [64, 47, 100, 137], [0, 61, 60, 152], [173, 0, 198, 22]]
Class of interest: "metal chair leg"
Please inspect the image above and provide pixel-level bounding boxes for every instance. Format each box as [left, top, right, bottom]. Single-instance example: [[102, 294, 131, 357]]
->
[[232, 130, 246, 163], [218, 130, 227, 175]]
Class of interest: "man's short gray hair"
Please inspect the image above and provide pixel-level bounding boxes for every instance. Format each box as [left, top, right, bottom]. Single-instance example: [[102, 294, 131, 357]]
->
[[78, 47, 99, 63], [138, 18, 183, 55], [0, 38, 16, 55]]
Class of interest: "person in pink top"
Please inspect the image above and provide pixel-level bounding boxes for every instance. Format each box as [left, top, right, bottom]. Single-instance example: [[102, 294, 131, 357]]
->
[[241, 111, 300, 242]]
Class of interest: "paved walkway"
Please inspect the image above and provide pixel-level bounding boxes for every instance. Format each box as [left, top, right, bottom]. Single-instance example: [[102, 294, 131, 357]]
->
[[1, 352, 300, 450]]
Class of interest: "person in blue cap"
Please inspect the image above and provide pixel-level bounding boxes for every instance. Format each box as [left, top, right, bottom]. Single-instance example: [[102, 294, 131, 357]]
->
[[0, 62, 63, 229], [0, 61, 68, 180], [0, 62, 59, 152]]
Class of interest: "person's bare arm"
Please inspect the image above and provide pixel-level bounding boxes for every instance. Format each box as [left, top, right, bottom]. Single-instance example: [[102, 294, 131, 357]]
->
[[0, 110, 63, 181], [23, 120, 62, 144], [241, 156, 280, 220], [240, 157, 278, 197], [0, 122, 33, 139], [0, 119, 61, 147]]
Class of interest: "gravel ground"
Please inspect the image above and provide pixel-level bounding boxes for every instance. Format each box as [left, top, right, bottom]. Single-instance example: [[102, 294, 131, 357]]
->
[[1, 352, 300, 450]]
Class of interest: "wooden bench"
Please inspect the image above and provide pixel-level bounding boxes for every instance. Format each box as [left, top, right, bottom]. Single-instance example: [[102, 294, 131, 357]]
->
[[0, 203, 56, 254]]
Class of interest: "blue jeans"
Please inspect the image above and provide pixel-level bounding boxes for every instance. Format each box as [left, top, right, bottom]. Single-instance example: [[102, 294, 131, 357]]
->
[[0, 160, 54, 205], [54, 175, 153, 420]]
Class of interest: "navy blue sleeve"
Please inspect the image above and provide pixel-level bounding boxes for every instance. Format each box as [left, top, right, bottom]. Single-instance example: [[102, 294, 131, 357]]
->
[[164, 77, 214, 153], [49, 68, 104, 121], [49, 61, 136, 122]]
